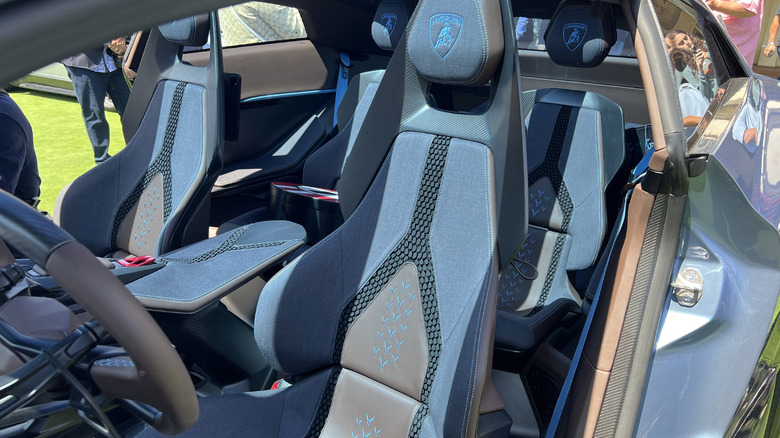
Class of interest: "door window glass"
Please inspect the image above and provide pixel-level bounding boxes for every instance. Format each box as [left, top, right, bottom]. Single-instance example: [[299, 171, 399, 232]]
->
[[218, 2, 307, 47]]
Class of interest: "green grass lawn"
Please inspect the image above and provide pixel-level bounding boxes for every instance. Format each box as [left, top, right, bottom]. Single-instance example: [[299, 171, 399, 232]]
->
[[8, 89, 126, 214]]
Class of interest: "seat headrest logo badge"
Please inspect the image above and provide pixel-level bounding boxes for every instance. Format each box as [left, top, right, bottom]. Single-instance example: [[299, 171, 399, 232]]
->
[[382, 13, 398, 36], [563, 23, 587, 51], [430, 13, 463, 59]]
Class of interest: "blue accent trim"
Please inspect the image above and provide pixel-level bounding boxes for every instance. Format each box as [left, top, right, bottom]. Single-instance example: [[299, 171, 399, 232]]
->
[[632, 149, 655, 180], [546, 191, 629, 437], [240, 89, 336, 104], [334, 52, 351, 127]]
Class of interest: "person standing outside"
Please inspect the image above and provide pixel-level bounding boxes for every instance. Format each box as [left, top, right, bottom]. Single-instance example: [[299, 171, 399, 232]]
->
[[763, 6, 780, 58], [706, 0, 763, 66], [61, 37, 131, 164], [0, 88, 40, 206]]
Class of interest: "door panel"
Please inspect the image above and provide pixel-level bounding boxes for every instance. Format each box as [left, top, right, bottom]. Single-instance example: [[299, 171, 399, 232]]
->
[[185, 40, 339, 169]]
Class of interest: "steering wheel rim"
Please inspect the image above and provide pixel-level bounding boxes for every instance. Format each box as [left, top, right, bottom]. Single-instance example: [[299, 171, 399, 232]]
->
[[0, 192, 198, 434]]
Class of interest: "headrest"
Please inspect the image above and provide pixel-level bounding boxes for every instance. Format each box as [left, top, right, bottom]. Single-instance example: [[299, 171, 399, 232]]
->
[[545, 0, 616, 68], [372, 0, 409, 51], [158, 14, 210, 46], [407, 0, 503, 86]]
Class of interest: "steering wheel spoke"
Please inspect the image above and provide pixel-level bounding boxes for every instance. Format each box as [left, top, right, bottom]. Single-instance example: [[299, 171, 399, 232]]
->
[[0, 321, 102, 418], [0, 190, 198, 435]]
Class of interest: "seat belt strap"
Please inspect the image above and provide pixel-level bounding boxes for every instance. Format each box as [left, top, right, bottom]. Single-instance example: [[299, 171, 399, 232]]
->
[[334, 52, 351, 128]]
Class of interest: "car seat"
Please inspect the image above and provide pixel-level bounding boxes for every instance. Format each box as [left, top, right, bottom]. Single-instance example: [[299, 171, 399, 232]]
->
[[491, 0, 625, 357], [54, 14, 224, 258], [136, 0, 527, 434]]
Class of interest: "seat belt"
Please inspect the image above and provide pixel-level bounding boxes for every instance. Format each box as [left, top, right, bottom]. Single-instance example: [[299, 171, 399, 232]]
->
[[334, 52, 351, 128]]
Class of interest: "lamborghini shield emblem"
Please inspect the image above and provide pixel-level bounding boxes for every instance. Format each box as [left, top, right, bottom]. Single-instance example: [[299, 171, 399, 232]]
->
[[563, 23, 587, 51], [430, 13, 463, 59], [382, 13, 398, 36]]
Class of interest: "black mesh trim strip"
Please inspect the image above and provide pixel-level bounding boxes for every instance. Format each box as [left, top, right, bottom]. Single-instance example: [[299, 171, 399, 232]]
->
[[409, 405, 429, 437], [525, 106, 574, 314], [157, 225, 285, 265], [304, 367, 342, 437], [110, 82, 187, 249], [305, 135, 450, 437]]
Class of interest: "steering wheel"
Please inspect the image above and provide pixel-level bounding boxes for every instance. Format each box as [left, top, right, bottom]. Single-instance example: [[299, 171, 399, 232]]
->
[[0, 192, 197, 435]]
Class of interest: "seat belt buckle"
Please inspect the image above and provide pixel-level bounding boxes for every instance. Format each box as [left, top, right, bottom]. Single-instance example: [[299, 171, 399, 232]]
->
[[270, 378, 292, 390], [117, 255, 156, 267]]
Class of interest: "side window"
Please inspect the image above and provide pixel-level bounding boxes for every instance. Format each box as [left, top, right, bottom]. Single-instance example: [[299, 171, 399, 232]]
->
[[513, 17, 636, 57], [651, 0, 727, 136], [218, 2, 307, 48]]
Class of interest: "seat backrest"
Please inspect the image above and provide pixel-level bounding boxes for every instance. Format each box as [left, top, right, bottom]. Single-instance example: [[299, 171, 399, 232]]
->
[[498, 89, 624, 314], [497, 0, 624, 314], [55, 15, 224, 257], [253, 0, 527, 436], [301, 70, 384, 190], [300, 0, 408, 190]]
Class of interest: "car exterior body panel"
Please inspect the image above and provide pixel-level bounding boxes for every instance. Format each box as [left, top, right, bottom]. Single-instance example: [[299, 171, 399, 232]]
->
[[638, 156, 780, 436], [9, 62, 74, 97]]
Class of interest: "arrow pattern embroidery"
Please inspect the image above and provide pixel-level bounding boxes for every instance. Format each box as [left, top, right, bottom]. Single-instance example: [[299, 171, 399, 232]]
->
[[372, 280, 417, 371]]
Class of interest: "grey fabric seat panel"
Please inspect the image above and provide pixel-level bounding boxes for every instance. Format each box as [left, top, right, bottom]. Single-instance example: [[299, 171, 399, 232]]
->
[[215, 72, 384, 234], [114, 81, 208, 256], [127, 220, 306, 313], [254, 132, 498, 436], [302, 74, 383, 189], [335, 69, 386, 134], [522, 88, 625, 186], [526, 101, 606, 269]]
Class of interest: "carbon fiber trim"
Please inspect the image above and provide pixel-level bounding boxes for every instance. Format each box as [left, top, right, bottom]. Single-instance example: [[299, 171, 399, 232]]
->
[[593, 194, 668, 437]]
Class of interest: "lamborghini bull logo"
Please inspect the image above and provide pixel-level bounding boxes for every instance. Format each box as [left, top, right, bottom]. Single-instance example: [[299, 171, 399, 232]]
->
[[429, 13, 463, 59], [563, 23, 587, 51], [382, 13, 398, 37]]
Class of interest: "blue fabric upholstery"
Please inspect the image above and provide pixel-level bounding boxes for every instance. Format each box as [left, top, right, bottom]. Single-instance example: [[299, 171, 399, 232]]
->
[[158, 15, 210, 46], [544, 0, 617, 68]]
